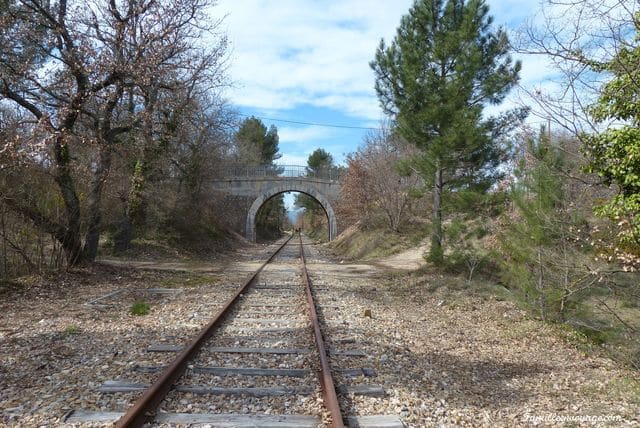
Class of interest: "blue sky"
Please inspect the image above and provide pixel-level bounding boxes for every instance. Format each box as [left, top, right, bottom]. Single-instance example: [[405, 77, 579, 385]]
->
[[216, 0, 553, 168]]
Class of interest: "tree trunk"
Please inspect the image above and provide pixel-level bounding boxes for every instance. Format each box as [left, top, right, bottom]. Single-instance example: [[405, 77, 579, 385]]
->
[[128, 160, 147, 218], [429, 166, 444, 263], [114, 159, 146, 252], [559, 234, 569, 322], [537, 247, 546, 321], [53, 136, 85, 266], [82, 144, 112, 261], [1, 203, 7, 279], [116, 89, 160, 250], [113, 216, 133, 252]]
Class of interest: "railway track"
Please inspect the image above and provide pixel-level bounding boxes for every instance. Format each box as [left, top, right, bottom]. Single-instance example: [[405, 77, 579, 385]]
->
[[64, 234, 403, 427]]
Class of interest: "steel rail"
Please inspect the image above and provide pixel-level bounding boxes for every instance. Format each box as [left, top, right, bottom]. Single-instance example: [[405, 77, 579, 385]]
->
[[299, 234, 345, 428], [114, 235, 294, 428]]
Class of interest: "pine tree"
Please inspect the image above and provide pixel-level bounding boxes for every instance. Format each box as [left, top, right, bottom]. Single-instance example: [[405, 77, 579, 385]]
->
[[235, 117, 281, 166], [370, 0, 523, 262], [233, 117, 285, 239], [296, 148, 332, 227], [500, 130, 597, 322], [305, 148, 334, 176], [295, 149, 336, 238]]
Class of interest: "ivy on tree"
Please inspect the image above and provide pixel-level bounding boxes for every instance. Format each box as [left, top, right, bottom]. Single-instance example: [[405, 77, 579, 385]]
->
[[0, 0, 228, 264], [370, 0, 524, 262]]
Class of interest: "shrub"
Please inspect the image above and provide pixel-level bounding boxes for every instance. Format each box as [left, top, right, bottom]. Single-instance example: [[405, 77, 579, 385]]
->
[[130, 301, 151, 316]]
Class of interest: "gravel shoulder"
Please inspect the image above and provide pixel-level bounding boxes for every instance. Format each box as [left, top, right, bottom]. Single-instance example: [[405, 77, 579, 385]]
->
[[1, 241, 638, 427]]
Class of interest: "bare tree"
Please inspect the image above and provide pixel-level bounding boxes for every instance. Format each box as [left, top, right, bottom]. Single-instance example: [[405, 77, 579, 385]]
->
[[516, 0, 639, 134], [339, 155, 372, 229], [340, 124, 423, 232], [171, 97, 236, 207], [0, 0, 228, 264], [114, 1, 229, 249]]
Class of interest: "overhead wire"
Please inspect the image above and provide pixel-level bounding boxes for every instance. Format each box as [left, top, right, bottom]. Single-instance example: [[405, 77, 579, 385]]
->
[[237, 113, 379, 131], [237, 113, 550, 132]]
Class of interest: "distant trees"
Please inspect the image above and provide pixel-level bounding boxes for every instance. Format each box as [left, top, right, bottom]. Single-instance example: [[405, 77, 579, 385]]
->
[[370, 0, 524, 262], [295, 148, 333, 218], [305, 148, 334, 176], [0, 0, 229, 266]]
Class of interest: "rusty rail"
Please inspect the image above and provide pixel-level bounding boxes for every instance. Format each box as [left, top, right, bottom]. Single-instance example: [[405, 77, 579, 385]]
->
[[114, 235, 294, 428], [299, 234, 345, 428]]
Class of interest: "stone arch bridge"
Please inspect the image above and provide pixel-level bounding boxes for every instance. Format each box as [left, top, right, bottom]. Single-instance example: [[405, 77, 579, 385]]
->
[[211, 165, 342, 242]]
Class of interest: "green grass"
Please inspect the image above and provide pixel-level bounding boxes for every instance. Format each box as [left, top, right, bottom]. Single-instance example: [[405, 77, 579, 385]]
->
[[130, 301, 151, 316], [578, 325, 620, 346], [581, 376, 640, 408], [557, 306, 640, 370], [62, 324, 80, 336], [620, 297, 640, 309]]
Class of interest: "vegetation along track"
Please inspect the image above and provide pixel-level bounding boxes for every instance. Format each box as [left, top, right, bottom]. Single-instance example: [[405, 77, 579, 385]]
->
[[63, 234, 404, 427]]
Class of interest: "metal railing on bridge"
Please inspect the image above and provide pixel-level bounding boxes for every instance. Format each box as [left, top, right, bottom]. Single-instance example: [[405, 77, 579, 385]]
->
[[221, 164, 343, 181]]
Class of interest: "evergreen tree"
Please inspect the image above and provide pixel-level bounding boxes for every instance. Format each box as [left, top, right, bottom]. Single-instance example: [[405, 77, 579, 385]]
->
[[235, 117, 281, 166], [500, 130, 597, 322], [305, 148, 334, 176], [295, 149, 336, 238], [233, 117, 285, 240], [370, 0, 523, 262], [296, 149, 335, 213], [502, 130, 565, 320]]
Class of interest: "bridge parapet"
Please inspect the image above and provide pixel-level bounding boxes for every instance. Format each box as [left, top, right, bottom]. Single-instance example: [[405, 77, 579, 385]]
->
[[221, 164, 343, 182]]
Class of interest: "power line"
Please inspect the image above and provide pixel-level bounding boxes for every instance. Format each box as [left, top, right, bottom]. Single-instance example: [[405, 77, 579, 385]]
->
[[238, 113, 379, 131]]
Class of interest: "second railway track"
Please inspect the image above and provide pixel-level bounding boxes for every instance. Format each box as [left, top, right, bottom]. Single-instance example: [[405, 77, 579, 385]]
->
[[64, 235, 404, 427]]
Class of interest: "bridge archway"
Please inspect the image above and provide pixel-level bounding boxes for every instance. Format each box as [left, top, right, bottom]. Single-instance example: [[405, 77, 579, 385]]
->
[[246, 183, 337, 242]]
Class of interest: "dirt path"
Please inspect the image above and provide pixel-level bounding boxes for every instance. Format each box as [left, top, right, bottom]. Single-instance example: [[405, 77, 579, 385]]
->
[[374, 242, 429, 271]]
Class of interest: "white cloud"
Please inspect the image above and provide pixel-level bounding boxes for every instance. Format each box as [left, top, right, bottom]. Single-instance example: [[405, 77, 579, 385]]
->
[[277, 153, 309, 166], [277, 126, 334, 144], [216, 0, 413, 120], [216, 1, 558, 124], [215, 0, 578, 156]]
